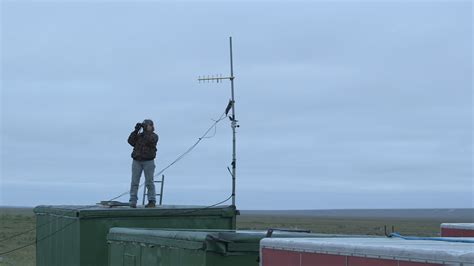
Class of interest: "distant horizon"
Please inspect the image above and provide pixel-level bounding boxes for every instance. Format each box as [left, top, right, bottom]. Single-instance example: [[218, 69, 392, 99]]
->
[[1, 205, 472, 211], [2, 206, 472, 221]]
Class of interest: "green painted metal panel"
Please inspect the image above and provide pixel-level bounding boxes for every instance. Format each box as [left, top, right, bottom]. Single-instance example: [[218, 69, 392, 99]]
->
[[36, 213, 80, 266], [107, 229, 373, 266], [159, 247, 206, 266], [108, 242, 125, 266], [34, 205, 237, 266], [141, 245, 159, 265], [123, 242, 141, 266]]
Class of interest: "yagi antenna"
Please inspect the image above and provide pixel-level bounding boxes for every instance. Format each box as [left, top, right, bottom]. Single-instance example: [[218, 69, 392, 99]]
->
[[198, 74, 225, 83], [199, 74, 229, 83], [198, 36, 238, 207]]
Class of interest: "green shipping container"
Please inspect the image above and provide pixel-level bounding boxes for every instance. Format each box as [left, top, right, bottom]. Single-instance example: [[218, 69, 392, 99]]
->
[[107, 228, 375, 266], [34, 205, 237, 266]]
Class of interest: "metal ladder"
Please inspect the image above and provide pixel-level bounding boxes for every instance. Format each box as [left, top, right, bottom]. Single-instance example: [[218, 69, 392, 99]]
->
[[141, 174, 165, 206]]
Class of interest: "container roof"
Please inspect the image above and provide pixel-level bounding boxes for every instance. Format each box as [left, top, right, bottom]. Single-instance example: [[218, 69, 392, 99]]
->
[[442, 223, 474, 230], [107, 228, 379, 254], [34, 204, 237, 218], [260, 237, 474, 264]]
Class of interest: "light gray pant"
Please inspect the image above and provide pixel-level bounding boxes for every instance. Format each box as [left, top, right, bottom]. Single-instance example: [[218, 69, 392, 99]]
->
[[129, 159, 156, 204]]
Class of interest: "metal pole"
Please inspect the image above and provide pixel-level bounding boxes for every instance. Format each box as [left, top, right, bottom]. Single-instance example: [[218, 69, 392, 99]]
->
[[159, 174, 165, 205], [196, 37, 238, 207], [142, 185, 146, 206], [229, 36, 236, 206]]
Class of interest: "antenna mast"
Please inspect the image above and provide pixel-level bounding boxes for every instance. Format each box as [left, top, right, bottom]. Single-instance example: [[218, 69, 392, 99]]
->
[[198, 37, 238, 206]]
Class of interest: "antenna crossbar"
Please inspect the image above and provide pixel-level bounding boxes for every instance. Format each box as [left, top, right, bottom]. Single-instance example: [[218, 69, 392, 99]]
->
[[198, 76, 234, 83]]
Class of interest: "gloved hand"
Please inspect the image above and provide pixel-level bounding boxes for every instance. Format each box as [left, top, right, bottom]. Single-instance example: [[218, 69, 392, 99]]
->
[[135, 123, 142, 131]]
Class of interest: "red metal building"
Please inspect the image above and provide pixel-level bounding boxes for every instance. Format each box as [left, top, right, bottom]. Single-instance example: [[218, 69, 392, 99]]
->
[[260, 237, 474, 266], [441, 223, 474, 237]]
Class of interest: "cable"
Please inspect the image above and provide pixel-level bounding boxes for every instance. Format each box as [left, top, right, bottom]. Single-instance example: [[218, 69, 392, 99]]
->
[[162, 194, 233, 217], [201, 118, 219, 139], [0, 219, 78, 256], [152, 112, 227, 178], [0, 205, 96, 243], [108, 111, 227, 201], [0, 242, 35, 256], [0, 227, 35, 243]]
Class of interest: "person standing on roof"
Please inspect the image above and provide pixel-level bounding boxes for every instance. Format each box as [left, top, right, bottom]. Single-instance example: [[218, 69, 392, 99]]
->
[[127, 119, 159, 208]]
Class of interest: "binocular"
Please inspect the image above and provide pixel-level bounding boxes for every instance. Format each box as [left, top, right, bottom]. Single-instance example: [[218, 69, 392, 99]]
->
[[135, 120, 153, 131], [135, 122, 145, 130]]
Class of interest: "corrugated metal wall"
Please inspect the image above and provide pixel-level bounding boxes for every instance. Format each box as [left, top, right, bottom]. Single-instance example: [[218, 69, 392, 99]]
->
[[36, 214, 80, 266]]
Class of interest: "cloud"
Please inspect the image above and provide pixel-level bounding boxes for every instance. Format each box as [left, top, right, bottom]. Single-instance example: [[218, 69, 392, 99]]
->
[[1, 1, 472, 208]]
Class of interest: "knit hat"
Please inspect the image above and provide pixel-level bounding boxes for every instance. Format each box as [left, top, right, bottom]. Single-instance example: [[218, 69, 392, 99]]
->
[[142, 119, 154, 126]]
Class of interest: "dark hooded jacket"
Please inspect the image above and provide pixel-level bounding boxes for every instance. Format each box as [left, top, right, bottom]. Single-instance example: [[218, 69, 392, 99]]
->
[[128, 129, 159, 161]]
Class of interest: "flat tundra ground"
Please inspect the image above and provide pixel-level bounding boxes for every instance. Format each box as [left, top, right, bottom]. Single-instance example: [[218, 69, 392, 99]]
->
[[0, 207, 471, 266]]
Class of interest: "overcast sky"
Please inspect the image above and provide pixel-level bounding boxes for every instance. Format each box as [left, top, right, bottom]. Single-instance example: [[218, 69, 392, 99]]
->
[[1, 1, 472, 209]]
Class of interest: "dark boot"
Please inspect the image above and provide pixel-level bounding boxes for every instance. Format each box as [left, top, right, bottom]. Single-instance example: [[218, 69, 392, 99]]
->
[[145, 200, 156, 208], [130, 202, 137, 208]]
